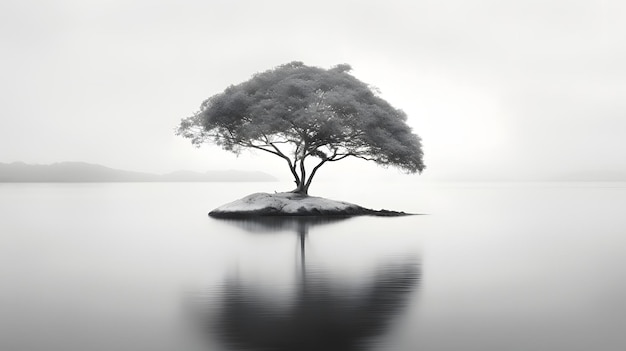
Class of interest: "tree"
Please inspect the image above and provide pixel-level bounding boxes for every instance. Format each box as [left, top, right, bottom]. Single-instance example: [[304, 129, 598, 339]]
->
[[177, 62, 424, 195]]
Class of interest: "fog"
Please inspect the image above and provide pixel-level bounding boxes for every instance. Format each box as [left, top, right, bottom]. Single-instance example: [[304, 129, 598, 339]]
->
[[1, 0, 625, 181]]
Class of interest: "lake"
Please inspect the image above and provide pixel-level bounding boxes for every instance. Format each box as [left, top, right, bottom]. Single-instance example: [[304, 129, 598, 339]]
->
[[1, 182, 625, 351]]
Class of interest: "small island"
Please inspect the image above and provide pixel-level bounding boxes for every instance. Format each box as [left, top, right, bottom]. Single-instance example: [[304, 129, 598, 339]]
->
[[177, 62, 425, 217], [208, 192, 411, 218]]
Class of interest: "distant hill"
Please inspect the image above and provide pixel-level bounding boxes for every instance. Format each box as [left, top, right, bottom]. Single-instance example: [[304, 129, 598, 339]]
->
[[0, 162, 277, 182]]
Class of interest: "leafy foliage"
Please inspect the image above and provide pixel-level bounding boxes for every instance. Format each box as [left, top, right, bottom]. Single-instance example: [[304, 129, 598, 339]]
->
[[177, 62, 424, 193]]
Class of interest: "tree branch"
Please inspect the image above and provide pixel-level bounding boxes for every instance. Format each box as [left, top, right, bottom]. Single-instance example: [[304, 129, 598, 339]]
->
[[246, 143, 284, 158], [304, 158, 329, 191], [346, 153, 377, 161], [247, 141, 300, 185], [269, 142, 301, 185], [328, 154, 352, 162]]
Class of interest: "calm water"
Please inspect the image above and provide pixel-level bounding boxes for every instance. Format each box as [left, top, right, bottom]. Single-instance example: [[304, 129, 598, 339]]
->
[[1, 182, 625, 351]]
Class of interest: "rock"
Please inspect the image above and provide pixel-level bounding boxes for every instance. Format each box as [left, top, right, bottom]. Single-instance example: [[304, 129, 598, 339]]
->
[[208, 192, 412, 218]]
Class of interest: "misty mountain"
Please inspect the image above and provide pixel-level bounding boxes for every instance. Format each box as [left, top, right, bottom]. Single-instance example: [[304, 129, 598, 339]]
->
[[0, 162, 277, 182]]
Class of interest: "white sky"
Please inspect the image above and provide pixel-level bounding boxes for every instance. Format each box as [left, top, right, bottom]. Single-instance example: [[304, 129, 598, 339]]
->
[[1, 0, 625, 181]]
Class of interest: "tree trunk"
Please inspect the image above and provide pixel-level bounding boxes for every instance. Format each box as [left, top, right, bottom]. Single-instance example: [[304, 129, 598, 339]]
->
[[290, 159, 310, 195], [292, 181, 309, 195], [289, 157, 326, 196]]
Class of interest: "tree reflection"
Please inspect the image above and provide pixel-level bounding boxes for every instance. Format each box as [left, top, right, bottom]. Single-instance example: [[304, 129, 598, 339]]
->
[[191, 217, 421, 351]]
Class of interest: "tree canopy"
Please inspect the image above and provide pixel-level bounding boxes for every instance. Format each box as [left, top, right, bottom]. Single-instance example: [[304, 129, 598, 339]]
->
[[177, 62, 424, 194]]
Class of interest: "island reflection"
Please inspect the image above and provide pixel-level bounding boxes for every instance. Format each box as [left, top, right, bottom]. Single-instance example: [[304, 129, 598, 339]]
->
[[190, 217, 421, 351]]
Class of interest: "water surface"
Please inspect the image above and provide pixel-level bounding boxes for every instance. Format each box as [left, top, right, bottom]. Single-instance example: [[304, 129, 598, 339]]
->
[[1, 182, 625, 350]]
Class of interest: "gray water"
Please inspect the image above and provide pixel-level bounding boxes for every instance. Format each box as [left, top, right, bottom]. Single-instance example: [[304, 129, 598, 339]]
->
[[1, 182, 625, 351]]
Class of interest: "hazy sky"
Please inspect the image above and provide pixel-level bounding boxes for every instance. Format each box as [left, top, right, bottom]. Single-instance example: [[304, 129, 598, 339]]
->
[[1, 0, 625, 181]]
